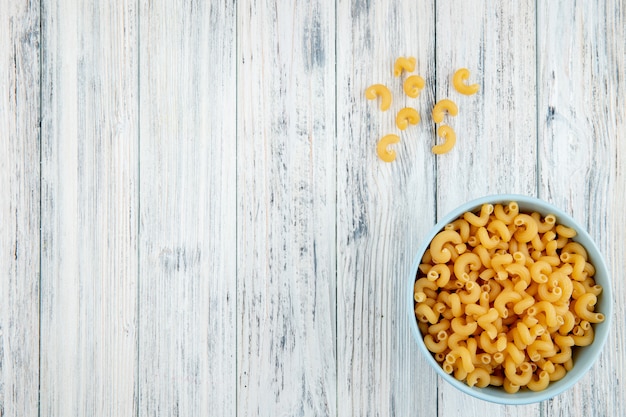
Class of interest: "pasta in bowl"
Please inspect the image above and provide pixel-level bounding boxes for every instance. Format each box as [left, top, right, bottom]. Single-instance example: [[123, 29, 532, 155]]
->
[[408, 194, 612, 404]]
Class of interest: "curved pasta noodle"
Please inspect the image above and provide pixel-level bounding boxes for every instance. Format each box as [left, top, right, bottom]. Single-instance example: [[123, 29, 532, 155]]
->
[[432, 99, 458, 124], [527, 300, 559, 327], [454, 252, 481, 282], [365, 84, 392, 111], [415, 303, 439, 324], [430, 230, 463, 263], [464, 204, 494, 227], [513, 214, 539, 243], [562, 241, 588, 260], [527, 370, 550, 391], [452, 68, 480, 95], [494, 202, 519, 224], [445, 219, 471, 242], [451, 316, 478, 336], [467, 368, 491, 388], [376, 134, 400, 162], [427, 263, 452, 287], [560, 252, 587, 281], [394, 56, 416, 77], [574, 293, 605, 323], [396, 107, 420, 130], [424, 333, 448, 353], [432, 125, 456, 155], [556, 224, 577, 238], [487, 219, 512, 242], [403, 75, 425, 98], [476, 227, 500, 250], [458, 281, 481, 304]]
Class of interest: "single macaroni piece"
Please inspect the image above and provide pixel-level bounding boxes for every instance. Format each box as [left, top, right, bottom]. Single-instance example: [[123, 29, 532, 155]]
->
[[396, 107, 420, 130], [365, 84, 392, 111], [414, 202, 605, 393], [432, 99, 458, 124], [404, 75, 425, 98], [394, 56, 416, 77], [376, 134, 400, 162], [432, 125, 456, 154], [452, 68, 480, 95]]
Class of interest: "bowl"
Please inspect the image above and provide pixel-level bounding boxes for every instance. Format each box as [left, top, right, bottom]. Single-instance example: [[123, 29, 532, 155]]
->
[[408, 194, 612, 404]]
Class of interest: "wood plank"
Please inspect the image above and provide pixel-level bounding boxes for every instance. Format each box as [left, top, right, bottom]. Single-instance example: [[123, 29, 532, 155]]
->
[[236, 0, 337, 415], [336, 1, 438, 415], [137, 0, 236, 415], [0, 0, 40, 415], [434, 1, 540, 414], [39, 0, 138, 415], [537, 1, 626, 414]]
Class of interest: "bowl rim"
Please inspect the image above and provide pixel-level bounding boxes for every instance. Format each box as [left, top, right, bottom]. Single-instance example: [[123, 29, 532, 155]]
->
[[407, 193, 613, 405]]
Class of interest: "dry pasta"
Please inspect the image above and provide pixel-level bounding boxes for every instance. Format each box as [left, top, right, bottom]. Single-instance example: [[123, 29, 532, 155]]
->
[[365, 84, 392, 111], [404, 75, 425, 98], [396, 107, 420, 130], [432, 125, 456, 155], [394, 56, 416, 77], [432, 99, 458, 124], [414, 202, 604, 392], [452, 68, 480, 95], [376, 134, 400, 162]]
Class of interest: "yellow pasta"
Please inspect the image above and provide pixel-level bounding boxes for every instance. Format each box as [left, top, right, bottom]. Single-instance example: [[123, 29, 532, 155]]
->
[[396, 107, 420, 130], [394, 56, 416, 77], [432, 125, 456, 155], [574, 293, 605, 323], [414, 201, 605, 393], [365, 84, 392, 111], [376, 134, 400, 162], [429, 230, 463, 263], [452, 68, 480, 95], [432, 99, 458, 124], [404, 75, 425, 98]]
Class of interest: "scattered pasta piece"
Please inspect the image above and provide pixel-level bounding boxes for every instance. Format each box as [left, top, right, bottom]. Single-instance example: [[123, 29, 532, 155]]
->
[[394, 56, 416, 77], [432, 125, 456, 154], [453, 68, 480, 95], [377, 134, 400, 162], [396, 107, 420, 130], [414, 203, 605, 392], [432, 99, 458, 124], [365, 84, 392, 111], [404, 75, 425, 98]]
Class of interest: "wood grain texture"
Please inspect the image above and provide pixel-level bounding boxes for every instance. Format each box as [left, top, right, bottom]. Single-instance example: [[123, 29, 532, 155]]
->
[[336, 1, 438, 415], [538, 1, 626, 415], [137, 0, 236, 416], [434, 1, 541, 415], [237, 1, 337, 416], [0, 0, 40, 415], [39, 0, 138, 415]]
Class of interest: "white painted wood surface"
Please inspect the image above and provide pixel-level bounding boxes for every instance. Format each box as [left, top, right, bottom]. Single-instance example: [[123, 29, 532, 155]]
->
[[0, 1, 39, 416], [40, 0, 138, 415], [1, 0, 625, 416]]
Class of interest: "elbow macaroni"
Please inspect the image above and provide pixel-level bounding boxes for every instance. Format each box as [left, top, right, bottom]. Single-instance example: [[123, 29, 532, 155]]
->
[[394, 56, 416, 77], [452, 68, 480, 95], [396, 107, 420, 130], [365, 84, 392, 111], [404, 75, 425, 98], [376, 134, 400, 162], [414, 202, 604, 392], [432, 99, 458, 124], [432, 125, 456, 155]]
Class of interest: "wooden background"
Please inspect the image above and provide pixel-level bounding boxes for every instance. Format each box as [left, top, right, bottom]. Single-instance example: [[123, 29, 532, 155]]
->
[[1, 0, 624, 416]]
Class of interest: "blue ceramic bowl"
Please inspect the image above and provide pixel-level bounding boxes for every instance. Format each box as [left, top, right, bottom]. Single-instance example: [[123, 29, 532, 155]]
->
[[408, 194, 612, 404]]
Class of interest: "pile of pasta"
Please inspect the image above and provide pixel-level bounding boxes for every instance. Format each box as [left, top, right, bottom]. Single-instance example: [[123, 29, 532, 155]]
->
[[414, 202, 605, 393], [366, 57, 480, 162]]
